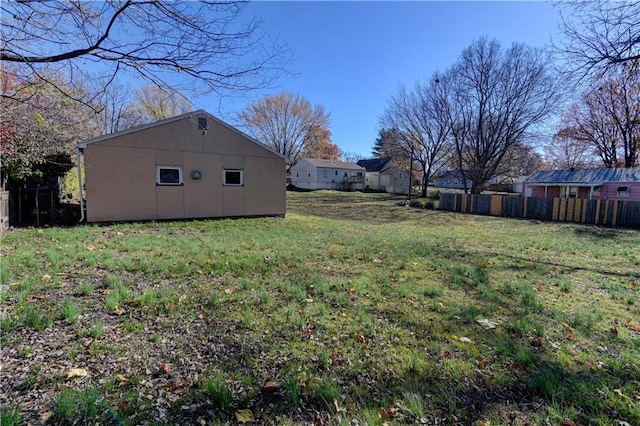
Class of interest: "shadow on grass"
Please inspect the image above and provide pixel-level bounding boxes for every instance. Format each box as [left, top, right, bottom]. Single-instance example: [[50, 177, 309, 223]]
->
[[572, 225, 630, 240]]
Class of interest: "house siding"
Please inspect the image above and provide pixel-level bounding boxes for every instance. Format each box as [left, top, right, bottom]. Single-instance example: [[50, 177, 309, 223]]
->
[[80, 111, 285, 222], [524, 182, 640, 202], [523, 168, 640, 202], [290, 159, 365, 190], [601, 182, 640, 202]]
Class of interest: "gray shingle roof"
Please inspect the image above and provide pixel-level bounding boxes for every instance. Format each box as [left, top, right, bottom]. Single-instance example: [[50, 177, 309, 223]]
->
[[356, 158, 391, 172], [302, 158, 364, 170]]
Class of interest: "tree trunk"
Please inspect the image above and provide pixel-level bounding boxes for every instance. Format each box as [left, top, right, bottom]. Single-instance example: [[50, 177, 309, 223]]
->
[[471, 181, 484, 194]]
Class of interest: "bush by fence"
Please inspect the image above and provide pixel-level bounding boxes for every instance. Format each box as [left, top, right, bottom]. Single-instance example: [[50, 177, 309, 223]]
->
[[439, 192, 640, 229]]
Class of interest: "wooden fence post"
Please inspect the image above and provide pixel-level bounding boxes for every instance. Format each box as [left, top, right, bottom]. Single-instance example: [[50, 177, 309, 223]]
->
[[567, 199, 575, 222], [490, 195, 502, 216]]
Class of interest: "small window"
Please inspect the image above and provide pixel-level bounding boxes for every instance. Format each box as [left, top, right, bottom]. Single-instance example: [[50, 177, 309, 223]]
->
[[156, 166, 183, 185], [617, 186, 629, 197], [561, 186, 577, 198], [335, 170, 338, 176], [198, 117, 208, 131], [223, 169, 243, 186]]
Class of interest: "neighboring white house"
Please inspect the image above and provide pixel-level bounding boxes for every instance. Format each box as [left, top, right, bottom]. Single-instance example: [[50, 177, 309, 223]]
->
[[356, 157, 411, 194], [290, 158, 365, 190], [512, 176, 529, 194]]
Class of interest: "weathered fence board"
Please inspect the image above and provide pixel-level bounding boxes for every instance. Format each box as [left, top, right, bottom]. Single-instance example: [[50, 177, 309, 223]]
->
[[439, 193, 640, 229]]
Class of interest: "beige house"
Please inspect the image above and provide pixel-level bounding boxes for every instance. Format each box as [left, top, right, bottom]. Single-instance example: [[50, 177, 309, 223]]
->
[[356, 157, 411, 194], [289, 158, 365, 191], [76, 110, 286, 222]]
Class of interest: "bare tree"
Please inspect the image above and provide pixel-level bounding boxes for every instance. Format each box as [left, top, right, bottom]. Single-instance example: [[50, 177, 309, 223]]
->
[[340, 151, 365, 163], [135, 85, 194, 122], [556, 1, 640, 80], [1, 1, 288, 109], [501, 143, 543, 178], [238, 92, 331, 166], [382, 75, 452, 197], [544, 122, 596, 169], [91, 82, 145, 134], [556, 65, 640, 168], [443, 38, 562, 194]]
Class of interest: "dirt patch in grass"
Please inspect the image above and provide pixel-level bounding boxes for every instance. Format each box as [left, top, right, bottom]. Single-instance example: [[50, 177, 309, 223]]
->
[[1, 191, 639, 425]]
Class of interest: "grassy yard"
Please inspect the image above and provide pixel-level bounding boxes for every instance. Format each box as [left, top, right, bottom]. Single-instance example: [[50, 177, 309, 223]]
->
[[1, 191, 639, 425]]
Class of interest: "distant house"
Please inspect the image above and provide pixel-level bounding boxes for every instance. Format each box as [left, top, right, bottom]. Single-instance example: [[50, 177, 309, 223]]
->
[[512, 176, 529, 194], [523, 168, 640, 202], [76, 110, 286, 222], [433, 170, 468, 189], [289, 158, 365, 190], [356, 158, 410, 194], [433, 170, 503, 190]]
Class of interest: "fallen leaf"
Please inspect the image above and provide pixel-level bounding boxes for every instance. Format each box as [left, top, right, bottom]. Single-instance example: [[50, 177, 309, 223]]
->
[[378, 407, 389, 420], [160, 363, 171, 374], [118, 400, 129, 411], [66, 368, 88, 379], [116, 374, 129, 382], [263, 380, 280, 392], [40, 411, 54, 422], [41, 274, 52, 282], [235, 409, 255, 423], [114, 307, 126, 315], [459, 336, 472, 343], [476, 319, 497, 330], [476, 358, 489, 366], [610, 327, 619, 337], [529, 337, 545, 347], [387, 404, 401, 417]]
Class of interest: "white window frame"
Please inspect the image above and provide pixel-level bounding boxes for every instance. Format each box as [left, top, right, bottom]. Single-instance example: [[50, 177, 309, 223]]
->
[[156, 166, 183, 186], [223, 169, 244, 186], [617, 186, 629, 197]]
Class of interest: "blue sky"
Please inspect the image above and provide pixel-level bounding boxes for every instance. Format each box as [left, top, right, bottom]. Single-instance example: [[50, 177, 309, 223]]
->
[[198, 1, 565, 159]]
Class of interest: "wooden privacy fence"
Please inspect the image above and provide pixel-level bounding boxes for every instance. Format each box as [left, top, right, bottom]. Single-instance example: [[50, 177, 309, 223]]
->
[[439, 193, 640, 229]]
